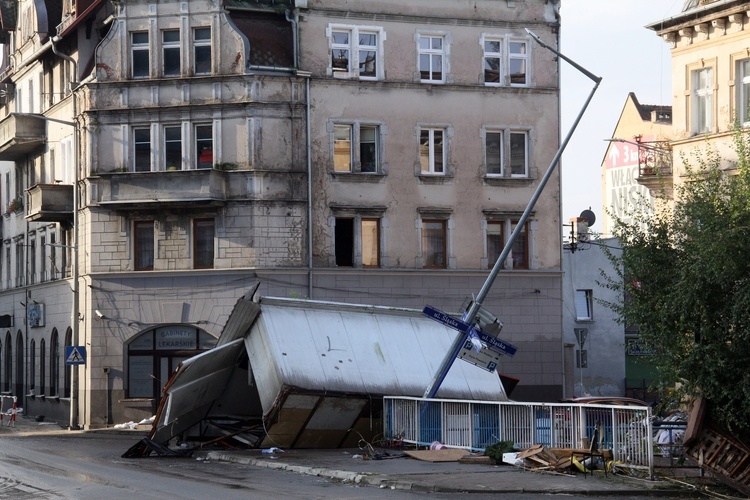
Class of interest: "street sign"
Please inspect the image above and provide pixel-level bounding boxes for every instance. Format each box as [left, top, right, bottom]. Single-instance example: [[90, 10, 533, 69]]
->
[[476, 330, 517, 357], [458, 329, 501, 372], [422, 305, 471, 333], [65, 346, 86, 365]]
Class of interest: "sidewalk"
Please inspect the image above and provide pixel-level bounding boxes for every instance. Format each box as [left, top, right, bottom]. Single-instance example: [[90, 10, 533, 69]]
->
[[204, 448, 687, 496]]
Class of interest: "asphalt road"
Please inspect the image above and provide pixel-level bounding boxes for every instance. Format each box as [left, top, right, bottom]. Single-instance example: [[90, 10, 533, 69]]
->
[[0, 430, 533, 499]]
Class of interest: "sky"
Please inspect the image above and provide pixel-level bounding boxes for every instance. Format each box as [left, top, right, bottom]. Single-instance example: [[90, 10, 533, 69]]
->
[[560, 0, 684, 231]]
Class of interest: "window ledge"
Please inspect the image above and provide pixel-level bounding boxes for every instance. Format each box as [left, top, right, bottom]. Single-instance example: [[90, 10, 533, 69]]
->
[[331, 172, 386, 183], [575, 319, 594, 323], [417, 174, 453, 184], [483, 176, 534, 186], [119, 398, 154, 407]]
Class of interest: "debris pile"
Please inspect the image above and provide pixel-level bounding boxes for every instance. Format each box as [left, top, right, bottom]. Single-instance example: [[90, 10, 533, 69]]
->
[[508, 444, 612, 475]]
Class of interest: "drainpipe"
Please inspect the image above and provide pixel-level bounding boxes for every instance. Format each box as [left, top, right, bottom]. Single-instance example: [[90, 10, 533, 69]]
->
[[50, 36, 80, 430], [285, 9, 299, 69], [301, 73, 312, 299]]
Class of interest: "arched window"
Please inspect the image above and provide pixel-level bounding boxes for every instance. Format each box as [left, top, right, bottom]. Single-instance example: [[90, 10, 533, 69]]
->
[[15, 331, 23, 398], [39, 339, 46, 396], [127, 326, 216, 402], [50, 329, 59, 396], [64, 328, 72, 398], [30, 340, 36, 392], [3, 332, 11, 393]]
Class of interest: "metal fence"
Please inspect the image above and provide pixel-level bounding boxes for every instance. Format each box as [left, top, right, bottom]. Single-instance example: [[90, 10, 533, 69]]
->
[[384, 396, 653, 476]]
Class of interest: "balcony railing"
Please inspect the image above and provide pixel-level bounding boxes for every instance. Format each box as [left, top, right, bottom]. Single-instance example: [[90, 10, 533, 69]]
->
[[0, 113, 46, 160], [638, 141, 672, 178]]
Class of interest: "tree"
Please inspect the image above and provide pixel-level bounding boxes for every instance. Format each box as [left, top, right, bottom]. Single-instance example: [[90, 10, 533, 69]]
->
[[603, 134, 750, 437]]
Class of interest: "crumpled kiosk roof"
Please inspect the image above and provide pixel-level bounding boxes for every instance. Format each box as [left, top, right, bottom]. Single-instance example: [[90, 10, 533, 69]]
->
[[142, 295, 509, 450]]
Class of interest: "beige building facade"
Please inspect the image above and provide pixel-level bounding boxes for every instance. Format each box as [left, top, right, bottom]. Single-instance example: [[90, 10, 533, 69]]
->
[[0, 0, 564, 429]]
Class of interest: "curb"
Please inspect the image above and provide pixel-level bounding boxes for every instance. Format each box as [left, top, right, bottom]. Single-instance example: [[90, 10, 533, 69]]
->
[[205, 451, 688, 496]]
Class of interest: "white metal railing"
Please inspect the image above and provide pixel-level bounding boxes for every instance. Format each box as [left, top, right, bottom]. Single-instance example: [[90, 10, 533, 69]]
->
[[384, 396, 653, 476]]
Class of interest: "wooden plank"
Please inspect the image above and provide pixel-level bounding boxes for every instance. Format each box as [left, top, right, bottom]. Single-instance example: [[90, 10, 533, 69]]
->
[[404, 449, 470, 462]]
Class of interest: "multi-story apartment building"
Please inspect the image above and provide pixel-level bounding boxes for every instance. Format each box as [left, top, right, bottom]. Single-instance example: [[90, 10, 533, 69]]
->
[[646, 0, 750, 194], [0, 0, 563, 429]]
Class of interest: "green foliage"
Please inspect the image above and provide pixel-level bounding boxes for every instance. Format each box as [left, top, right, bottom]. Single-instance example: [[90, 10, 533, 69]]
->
[[602, 129, 750, 436], [484, 441, 516, 464]]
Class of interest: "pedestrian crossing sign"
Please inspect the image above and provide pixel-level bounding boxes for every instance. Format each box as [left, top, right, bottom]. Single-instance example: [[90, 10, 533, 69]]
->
[[65, 346, 87, 365]]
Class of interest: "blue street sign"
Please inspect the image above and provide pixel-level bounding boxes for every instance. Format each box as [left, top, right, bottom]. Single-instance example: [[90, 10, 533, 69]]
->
[[65, 346, 87, 365], [477, 331, 517, 357], [422, 305, 471, 333]]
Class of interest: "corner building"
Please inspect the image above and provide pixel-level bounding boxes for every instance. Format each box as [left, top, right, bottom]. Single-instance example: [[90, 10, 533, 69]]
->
[[0, 0, 563, 428]]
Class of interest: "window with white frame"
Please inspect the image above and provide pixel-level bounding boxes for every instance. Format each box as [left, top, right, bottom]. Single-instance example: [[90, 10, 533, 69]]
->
[[131, 32, 149, 79], [193, 27, 211, 75], [334, 216, 381, 268], [419, 128, 445, 174], [692, 66, 713, 134], [484, 129, 529, 178], [133, 128, 151, 172], [575, 289, 593, 321], [738, 59, 750, 126], [482, 35, 529, 87], [328, 25, 383, 80], [164, 126, 182, 170], [162, 30, 181, 77], [418, 34, 446, 83], [195, 124, 213, 169], [333, 123, 381, 173]]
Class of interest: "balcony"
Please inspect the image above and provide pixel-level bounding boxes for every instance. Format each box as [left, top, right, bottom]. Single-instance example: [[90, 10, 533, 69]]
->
[[93, 168, 307, 209], [0, 113, 46, 160], [636, 141, 673, 198], [26, 184, 74, 224]]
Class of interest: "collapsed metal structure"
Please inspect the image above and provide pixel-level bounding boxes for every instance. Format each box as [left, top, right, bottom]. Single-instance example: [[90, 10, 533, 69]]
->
[[126, 289, 510, 456]]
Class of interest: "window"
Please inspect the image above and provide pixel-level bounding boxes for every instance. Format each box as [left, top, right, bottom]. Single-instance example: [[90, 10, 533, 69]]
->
[[508, 39, 528, 86], [509, 131, 528, 177], [193, 218, 214, 269], [29, 339, 35, 391], [193, 28, 211, 75], [163, 30, 181, 77], [164, 126, 182, 170], [484, 129, 528, 178], [420, 128, 445, 174], [39, 339, 45, 395], [64, 328, 72, 398], [333, 123, 381, 173], [134, 221, 154, 271], [131, 32, 149, 78], [195, 124, 213, 169], [40, 235, 46, 281], [510, 220, 528, 269], [133, 128, 151, 172], [738, 59, 750, 126], [127, 327, 217, 400], [486, 219, 529, 269], [50, 329, 58, 396], [334, 217, 381, 268], [418, 35, 445, 83], [575, 289, 593, 321], [422, 219, 446, 268], [29, 237, 35, 285], [482, 35, 529, 87], [487, 221, 503, 269], [3, 332, 10, 392], [329, 25, 382, 80], [692, 67, 713, 134]]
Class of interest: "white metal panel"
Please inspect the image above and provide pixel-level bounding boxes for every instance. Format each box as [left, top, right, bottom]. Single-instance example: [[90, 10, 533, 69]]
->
[[251, 299, 509, 405]]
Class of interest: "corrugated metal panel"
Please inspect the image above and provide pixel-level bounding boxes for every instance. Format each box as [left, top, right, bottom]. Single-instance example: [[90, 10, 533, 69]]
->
[[247, 298, 509, 411], [217, 284, 260, 346]]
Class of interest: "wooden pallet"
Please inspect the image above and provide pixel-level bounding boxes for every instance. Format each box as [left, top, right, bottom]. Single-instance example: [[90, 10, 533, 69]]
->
[[687, 427, 750, 497]]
